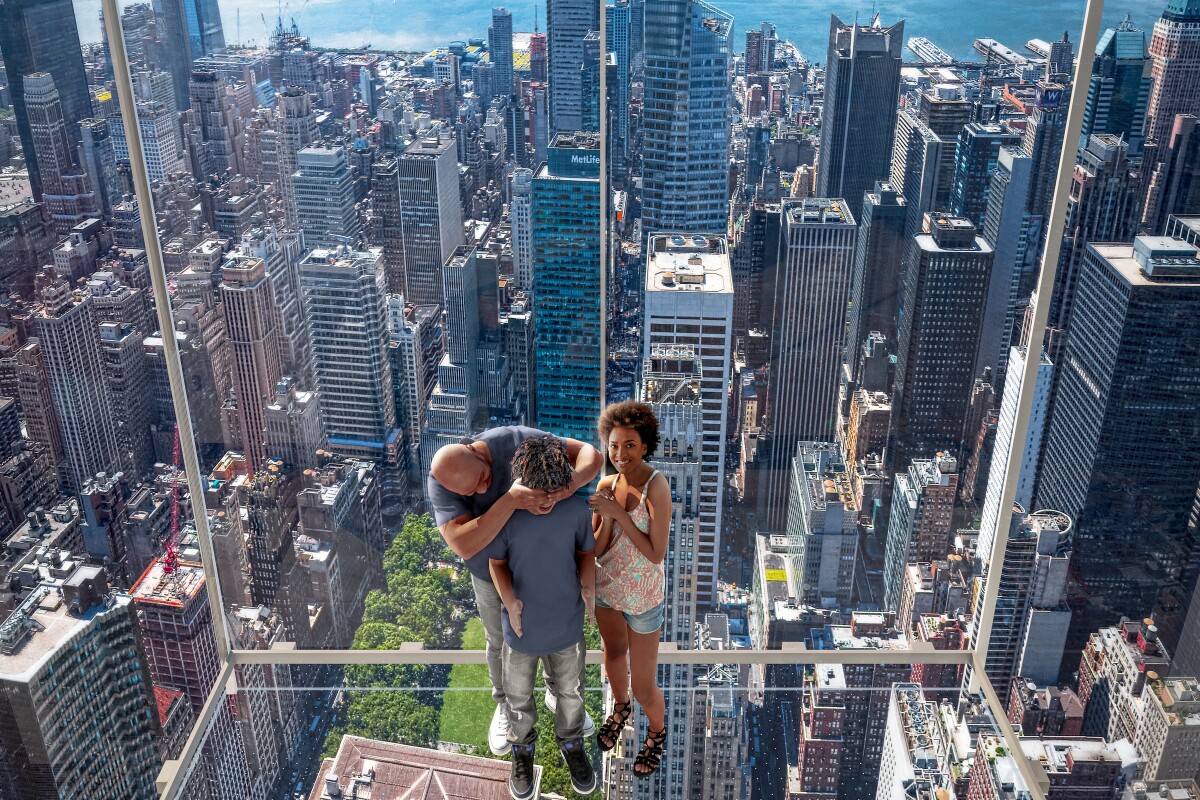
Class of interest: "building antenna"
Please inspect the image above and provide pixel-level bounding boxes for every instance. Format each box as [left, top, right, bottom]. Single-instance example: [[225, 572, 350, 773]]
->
[[534, 3, 539, 33]]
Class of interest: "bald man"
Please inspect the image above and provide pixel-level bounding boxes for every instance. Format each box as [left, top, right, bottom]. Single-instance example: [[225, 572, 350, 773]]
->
[[428, 425, 601, 756]]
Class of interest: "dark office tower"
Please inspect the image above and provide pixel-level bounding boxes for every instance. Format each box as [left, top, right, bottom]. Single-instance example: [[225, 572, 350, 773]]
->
[[746, 28, 763, 75], [1048, 31, 1074, 81], [530, 31, 547, 82], [1050, 135, 1141, 338], [642, 0, 732, 233], [502, 95, 530, 166], [580, 30, 601, 132], [1143, 114, 1200, 232], [627, 0, 644, 75], [79, 118, 122, 217], [950, 122, 1021, 230], [917, 84, 972, 140], [730, 196, 782, 351], [398, 134, 465, 307], [1039, 238, 1200, 662], [532, 133, 601, 442], [890, 215, 994, 472], [816, 14, 904, 214], [547, 0, 599, 135], [157, 0, 225, 112], [1023, 82, 1070, 220], [368, 157, 405, 294], [489, 7, 515, 98], [606, 2, 630, 160], [758, 198, 856, 533], [1082, 16, 1152, 156], [1146, 0, 1200, 147], [0, 0, 91, 199], [844, 183, 906, 384]]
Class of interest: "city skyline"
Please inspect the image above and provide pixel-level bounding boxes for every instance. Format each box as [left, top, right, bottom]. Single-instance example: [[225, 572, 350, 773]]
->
[[5, 0, 1200, 798]]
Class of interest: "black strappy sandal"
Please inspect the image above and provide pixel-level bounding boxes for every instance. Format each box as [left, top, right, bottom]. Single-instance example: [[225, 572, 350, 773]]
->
[[634, 727, 666, 777], [597, 700, 632, 752]]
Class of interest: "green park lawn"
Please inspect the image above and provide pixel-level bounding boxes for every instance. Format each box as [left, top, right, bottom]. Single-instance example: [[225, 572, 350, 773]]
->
[[438, 617, 493, 750]]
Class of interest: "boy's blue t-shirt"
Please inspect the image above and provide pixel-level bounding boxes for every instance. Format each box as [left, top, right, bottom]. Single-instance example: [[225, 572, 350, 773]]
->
[[485, 495, 595, 656]]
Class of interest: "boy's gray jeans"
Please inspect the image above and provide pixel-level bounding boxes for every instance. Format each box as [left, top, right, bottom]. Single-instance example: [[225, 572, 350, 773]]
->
[[502, 637, 587, 746], [472, 573, 560, 704]]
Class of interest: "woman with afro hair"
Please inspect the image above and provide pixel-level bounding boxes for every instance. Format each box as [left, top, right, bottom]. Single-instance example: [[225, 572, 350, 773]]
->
[[588, 400, 672, 778]]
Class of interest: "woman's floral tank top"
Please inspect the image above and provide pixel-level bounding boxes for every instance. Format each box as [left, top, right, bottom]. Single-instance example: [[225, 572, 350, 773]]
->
[[595, 470, 665, 615]]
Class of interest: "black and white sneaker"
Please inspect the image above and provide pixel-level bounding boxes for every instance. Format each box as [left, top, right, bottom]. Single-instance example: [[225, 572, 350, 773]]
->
[[559, 737, 597, 795], [508, 743, 537, 800]]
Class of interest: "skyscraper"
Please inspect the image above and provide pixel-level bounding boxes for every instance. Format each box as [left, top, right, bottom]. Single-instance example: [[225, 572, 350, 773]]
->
[[642, 0, 732, 233], [294, 146, 361, 250], [889, 108, 945, 241], [950, 122, 1022, 230], [978, 341, 1053, 564], [0, 565, 161, 800], [606, 1, 631, 161], [786, 441, 858, 607], [890, 215, 993, 472], [78, 117, 122, 217], [276, 87, 320, 224], [1143, 114, 1200, 233], [816, 14, 904, 212], [489, 7, 515, 98], [108, 99, 189, 183], [643, 233, 733, 609], [1050, 134, 1142, 337], [32, 270, 122, 493], [300, 246, 397, 463], [156, 0, 227, 110], [1037, 236, 1200, 659], [532, 132, 600, 442], [220, 255, 283, 468], [21, 72, 98, 233], [398, 134, 465, 306], [1145, 0, 1200, 147], [547, 0, 599, 134], [131, 558, 221, 714], [1082, 15, 1152, 155], [976, 509, 1073, 700], [843, 182, 906, 380], [0, 0, 91, 198], [367, 157, 405, 293], [510, 168, 535, 289], [187, 69, 246, 181], [759, 198, 857, 533], [883, 453, 957, 611], [977, 146, 1036, 387]]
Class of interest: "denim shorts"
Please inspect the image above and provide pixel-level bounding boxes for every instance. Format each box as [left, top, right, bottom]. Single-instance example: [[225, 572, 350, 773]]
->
[[595, 597, 665, 635]]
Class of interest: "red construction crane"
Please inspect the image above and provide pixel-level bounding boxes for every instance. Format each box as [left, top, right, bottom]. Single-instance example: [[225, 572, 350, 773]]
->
[[163, 426, 183, 574]]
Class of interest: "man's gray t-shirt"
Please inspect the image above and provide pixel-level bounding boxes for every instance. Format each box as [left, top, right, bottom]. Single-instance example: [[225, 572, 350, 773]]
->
[[484, 496, 595, 656], [426, 425, 561, 581]]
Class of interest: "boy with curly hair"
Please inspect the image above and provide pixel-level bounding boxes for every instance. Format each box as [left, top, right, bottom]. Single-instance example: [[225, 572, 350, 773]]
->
[[486, 436, 597, 798]]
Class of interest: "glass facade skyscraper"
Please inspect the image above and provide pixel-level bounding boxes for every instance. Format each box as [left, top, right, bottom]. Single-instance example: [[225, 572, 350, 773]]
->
[[0, 0, 91, 199], [642, 0, 733, 233], [532, 132, 601, 442]]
